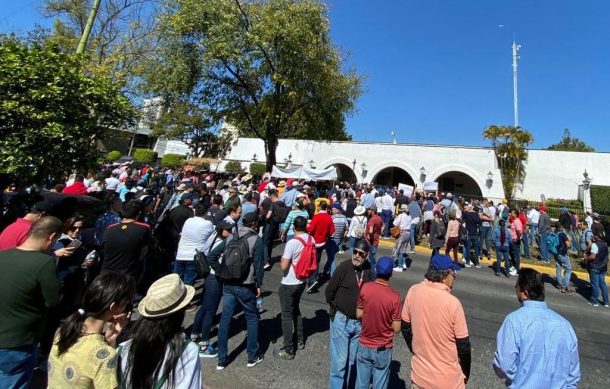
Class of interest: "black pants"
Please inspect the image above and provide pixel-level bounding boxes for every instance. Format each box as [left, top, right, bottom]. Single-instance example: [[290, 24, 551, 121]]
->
[[279, 283, 306, 353]]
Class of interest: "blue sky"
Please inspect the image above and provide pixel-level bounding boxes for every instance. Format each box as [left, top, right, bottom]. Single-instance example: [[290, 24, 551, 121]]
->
[[2, 0, 609, 150]]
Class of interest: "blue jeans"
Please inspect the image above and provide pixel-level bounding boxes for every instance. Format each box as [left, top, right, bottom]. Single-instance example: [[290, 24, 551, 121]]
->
[[480, 226, 492, 258], [368, 245, 378, 279], [308, 242, 334, 284], [381, 210, 392, 237], [511, 241, 521, 270], [329, 311, 361, 389], [529, 223, 538, 245], [262, 222, 277, 263], [192, 274, 222, 342], [494, 245, 510, 273], [409, 223, 417, 249], [465, 235, 481, 265], [539, 231, 550, 261], [217, 284, 259, 364], [173, 260, 198, 286], [589, 268, 609, 305], [520, 232, 530, 259], [555, 254, 572, 289], [348, 237, 361, 254], [0, 344, 37, 389], [324, 238, 340, 276], [355, 344, 392, 389]]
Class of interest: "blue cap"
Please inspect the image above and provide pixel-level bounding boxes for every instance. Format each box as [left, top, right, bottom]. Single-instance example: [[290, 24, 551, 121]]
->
[[331, 203, 343, 210], [561, 207, 568, 213], [181, 193, 194, 201], [376, 256, 394, 277], [430, 254, 461, 272]]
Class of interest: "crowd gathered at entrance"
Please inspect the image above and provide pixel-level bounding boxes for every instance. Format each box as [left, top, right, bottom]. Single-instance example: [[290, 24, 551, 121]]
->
[[0, 161, 605, 388]]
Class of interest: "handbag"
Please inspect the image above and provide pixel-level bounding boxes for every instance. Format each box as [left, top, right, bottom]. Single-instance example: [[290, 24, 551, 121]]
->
[[194, 249, 211, 278], [390, 226, 401, 239]]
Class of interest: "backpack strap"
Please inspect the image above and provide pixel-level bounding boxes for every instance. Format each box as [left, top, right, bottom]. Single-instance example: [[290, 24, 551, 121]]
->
[[152, 339, 191, 389]]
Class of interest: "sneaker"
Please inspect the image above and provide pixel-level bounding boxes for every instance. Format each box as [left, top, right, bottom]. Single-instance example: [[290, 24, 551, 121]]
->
[[402, 265, 407, 271], [247, 355, 264, 368], [408, 249, 416, 254], [393, 267, 403, 272], [494, 272, 501, 277], [297, 341, 305, 350], [603, 304, 609, 308], [509, 267, 518, 276], [464, 262, 472, 268], [216, 362, 226, 370], [475, 264, 482, 269], [274, 348, 295, 360], [338, 250, 345, 254], [264, 263, 271, 270], [306, 280, 318, 293], [190, 333, 200, 342], [589, 301, 599, 307], [199, 343, 218, 358]]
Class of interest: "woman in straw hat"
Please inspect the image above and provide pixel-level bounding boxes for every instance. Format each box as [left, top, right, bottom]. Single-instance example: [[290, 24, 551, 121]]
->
[[347, 205, 368, 254], [118, 274, 201, 389], [48, 272, 136, 388]]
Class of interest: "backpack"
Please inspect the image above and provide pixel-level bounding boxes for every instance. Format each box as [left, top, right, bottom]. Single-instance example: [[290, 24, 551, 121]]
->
[[501, 207, 510, 221], [546, 232, 559, 255], [352, 216, 366, 239], [291, 236, 318, 280], [219, 231, 257, 281], [271, 201, 290, 224]]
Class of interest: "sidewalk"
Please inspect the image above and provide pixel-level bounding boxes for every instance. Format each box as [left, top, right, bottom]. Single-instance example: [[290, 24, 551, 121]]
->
[[378, 239, 610, 284]]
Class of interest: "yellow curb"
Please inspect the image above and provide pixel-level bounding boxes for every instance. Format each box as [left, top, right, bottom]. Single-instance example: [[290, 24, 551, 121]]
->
[[377, 239, 610, 284]]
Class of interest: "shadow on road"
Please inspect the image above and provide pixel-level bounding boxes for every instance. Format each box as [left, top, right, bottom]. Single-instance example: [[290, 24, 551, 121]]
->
[[389, 360, 407, 389]]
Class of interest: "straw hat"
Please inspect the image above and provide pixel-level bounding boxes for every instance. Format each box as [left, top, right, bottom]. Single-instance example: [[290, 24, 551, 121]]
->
[[138, 274, 195, 319], [354, 205, 366, 216], [399, 204, 408, 212]]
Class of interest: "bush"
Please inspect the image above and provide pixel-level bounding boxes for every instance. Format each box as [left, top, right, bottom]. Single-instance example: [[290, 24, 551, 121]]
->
[[106, 150, 121, 162], [249, 162, 266, 177], [224, 160, 244, 174], [591, 185, 610, 215], [161, 153, 185, 168], [133, 148, 157, 164]]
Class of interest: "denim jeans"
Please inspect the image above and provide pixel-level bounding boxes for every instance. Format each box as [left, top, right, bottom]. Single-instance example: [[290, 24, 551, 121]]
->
[[539, 231, 550, 261], [192, 274, 222, 342], [480, 226, 492, 258], [329, 311, 361, 389], [494, 245, 510, 273], [381, 210, 393, 237], [0, 344, 37, 389], [323, 239, 340, 276], [511, 241, 521, 270], [173, 260, 198, 286], [308, 242, 332, 284], [409, 223, 417, 249], [355, 344, 393, 389], [520, 232, 530, 259], [464, 235, 481, 265], [279, 283, 306, 353], [589, 268, 609, 305], [262, 222, 277, 263], [529, 223, 538, 245], [217, 284, 259, 364], [368, 245, 378, 279], [555, 254, 572, 289], [348, 237, 361, 254]]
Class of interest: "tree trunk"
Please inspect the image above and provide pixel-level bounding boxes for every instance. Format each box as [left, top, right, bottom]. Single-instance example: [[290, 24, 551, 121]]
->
[[265, 136, 278, 172]]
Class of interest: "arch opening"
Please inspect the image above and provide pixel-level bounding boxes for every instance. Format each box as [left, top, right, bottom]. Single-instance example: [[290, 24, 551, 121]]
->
[[436, 171, 483, 197], [372, 167, 415, 187], [329, 163, 357, 183]]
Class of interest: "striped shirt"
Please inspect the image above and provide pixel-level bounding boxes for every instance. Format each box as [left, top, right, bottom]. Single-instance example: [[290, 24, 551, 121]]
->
[[282, 209, 310, 237]]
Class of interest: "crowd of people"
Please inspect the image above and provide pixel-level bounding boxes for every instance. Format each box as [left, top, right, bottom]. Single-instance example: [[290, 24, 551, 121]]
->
[[0, 161, 606, 388]]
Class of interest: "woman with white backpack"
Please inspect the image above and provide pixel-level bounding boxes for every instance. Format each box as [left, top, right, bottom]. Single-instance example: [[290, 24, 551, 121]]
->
[[347, 206, 368, 254]]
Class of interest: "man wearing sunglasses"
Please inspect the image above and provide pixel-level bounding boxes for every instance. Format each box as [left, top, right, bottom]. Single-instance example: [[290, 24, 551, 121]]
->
[[401, 254, 471, 389], [325, 240, 373, 389]]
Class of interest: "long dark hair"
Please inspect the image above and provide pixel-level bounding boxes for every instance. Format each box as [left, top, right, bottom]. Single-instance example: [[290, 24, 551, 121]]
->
[[57, 272, 135, 355], [123, 310, 186, 389]]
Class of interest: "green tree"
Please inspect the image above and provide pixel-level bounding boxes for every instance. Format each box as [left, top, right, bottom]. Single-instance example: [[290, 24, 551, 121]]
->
[[0, 37, 136, 184], [547, 129, 595, 152], [133, 148, 157, 164], [161, 153, 186, 168], [483, 125, 534, 199], [225, 160, 244, 174], [146, 0, 362, 171], [106, 150, 121, 161]]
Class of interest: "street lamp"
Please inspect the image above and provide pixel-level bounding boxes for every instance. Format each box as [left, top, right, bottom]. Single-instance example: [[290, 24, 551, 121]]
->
[[252, 153, 257, 162], [284, 153, 293, 168], [309, 159, 315, 169], [486, 171, 493, 189], [583, 170, 591, 190], [419, 166, 426, 183], [360, 162, 368, 182], [352, 158, 357, 170]]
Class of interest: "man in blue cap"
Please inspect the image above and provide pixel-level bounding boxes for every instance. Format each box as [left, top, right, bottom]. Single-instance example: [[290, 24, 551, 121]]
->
[[401, 254, 471, 389], [355, 256, 401, 389]]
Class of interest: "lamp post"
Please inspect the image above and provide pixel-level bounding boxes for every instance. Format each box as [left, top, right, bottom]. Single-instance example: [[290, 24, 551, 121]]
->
[[419, 166, 426, 186], [284, 153, 293, 169], [486, 171, 493, 194], [309, 159, 315, 169], [252, 153, 258, 163], [360, 162, 368, 183]]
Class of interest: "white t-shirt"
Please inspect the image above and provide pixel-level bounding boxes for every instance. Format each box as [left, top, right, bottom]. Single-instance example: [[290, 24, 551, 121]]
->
[[591, 243, 599, 255], [105, 177, 120, 190], [175, 217, 215, 262], [393, 213, 412, 230], [348, 216, 368, 238], [528, 209, 541, 224], [281, 233, 313, 286], [119, 338, 201, 389]]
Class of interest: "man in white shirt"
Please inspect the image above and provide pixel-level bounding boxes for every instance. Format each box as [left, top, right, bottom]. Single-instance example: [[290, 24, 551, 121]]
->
[[275, 216, 312, 360], [527, 207, 541, 247], [174, 204, 216, 285], [380, 191, 394, 238]]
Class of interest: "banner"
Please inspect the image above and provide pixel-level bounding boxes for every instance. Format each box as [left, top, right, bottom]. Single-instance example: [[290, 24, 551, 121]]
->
[[398, 183, 414, 198], [271, 165, 337, 181], [423, 181, 438, 192]]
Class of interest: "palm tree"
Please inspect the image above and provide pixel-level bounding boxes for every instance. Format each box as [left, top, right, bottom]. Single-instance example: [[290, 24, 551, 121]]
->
[[482, 125, 505, 149]]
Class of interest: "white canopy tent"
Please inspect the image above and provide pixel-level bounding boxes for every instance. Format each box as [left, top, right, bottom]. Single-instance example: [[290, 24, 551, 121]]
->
[[271, 165, 337, 181]]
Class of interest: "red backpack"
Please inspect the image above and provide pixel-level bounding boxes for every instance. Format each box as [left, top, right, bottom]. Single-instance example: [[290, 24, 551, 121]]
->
[[292, 235, 318, 280]]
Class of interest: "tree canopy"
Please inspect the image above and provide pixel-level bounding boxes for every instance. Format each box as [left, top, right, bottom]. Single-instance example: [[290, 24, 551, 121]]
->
[[547, 129, 595, 152], [0, 37, 137, 184], [146, 0, 363, 170]]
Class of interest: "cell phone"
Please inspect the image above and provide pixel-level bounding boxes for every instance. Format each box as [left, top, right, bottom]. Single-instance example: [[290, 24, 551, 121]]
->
[[68, 239, 81, 249]]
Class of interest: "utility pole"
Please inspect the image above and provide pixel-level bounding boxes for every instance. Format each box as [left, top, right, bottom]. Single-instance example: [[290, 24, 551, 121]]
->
[[512, 38, 521, 127], [76, 0, 102, 54]]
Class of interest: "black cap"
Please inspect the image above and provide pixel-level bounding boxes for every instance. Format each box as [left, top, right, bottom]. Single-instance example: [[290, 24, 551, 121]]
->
[[216, 221, 234, 232], [354, 239, 370, 253]]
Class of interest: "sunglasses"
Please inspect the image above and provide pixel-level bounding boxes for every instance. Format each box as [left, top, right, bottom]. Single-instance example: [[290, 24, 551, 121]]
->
[[70, 226, 83, 231], [353, 249, 368, 258]]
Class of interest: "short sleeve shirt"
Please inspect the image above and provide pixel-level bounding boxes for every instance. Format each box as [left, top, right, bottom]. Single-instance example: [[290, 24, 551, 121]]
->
[[357, 281, 401, 349], [281, 234, 313, 285], [48, 334, 118, 389]]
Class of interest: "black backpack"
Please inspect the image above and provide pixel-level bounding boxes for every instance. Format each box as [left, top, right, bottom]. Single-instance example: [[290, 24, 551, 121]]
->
[[271, 201, 290, 224], [219, 230, 257, 281]]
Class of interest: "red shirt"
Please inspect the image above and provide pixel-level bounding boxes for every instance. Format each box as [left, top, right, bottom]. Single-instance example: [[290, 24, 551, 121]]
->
[[367, 215, 384, 246], [63, 181, 88, 195], [307, 211, 335, 245], [518, 213, 528, 226], [357, 280, 401, 349], [0, 218, 33, 251]]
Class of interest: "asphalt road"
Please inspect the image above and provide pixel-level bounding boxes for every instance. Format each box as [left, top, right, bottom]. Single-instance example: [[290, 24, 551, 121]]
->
[[187, 244, 610, 389]]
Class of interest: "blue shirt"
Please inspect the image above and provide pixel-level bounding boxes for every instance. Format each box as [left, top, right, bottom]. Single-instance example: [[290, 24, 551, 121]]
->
[[360, 193, 375, 209], [239, 202, 258, 226], [493, 300, 580, 389]]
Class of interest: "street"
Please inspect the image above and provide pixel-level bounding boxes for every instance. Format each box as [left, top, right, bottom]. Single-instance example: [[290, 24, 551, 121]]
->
[[188, 244, 610, 389]]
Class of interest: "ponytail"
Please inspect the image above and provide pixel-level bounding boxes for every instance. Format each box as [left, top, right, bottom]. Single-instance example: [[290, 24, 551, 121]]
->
[[57, 309, 87, 356]]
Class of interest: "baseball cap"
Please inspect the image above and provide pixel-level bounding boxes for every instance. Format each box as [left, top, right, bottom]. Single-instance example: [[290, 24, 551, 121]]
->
[[376, 256, 394, 277], [430, 254, 461, 272], [539, 204, 547, 212], [331, 203, 342, 210]]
